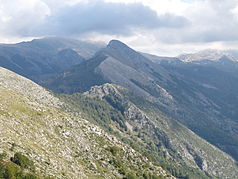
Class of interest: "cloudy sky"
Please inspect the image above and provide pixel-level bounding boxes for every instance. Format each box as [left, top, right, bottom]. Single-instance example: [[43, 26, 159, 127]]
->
[[0, 0, 238, 56]]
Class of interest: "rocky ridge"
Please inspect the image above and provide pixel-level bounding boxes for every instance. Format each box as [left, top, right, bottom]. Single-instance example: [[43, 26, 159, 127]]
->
[[82, 83, 238, 179]]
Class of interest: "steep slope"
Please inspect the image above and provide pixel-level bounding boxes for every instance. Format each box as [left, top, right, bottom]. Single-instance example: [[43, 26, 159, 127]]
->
[[59, 83, 238, 179], [143, 51, 238, 161], [158, 57, 238, 160], [46, 40, 238, 162], [0, 67, 172, 179], [46, 53, 110, 93]]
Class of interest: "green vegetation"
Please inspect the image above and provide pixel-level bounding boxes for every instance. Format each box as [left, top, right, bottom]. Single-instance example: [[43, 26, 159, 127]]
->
[[0, 153, 7, 161], [59, 91, 213, 179], [106, 145, 165, 179], [60, 93, 127, 131], [11, 153, 35, 171], [0, 152, 39, 179], [107, 146, 121, 156]]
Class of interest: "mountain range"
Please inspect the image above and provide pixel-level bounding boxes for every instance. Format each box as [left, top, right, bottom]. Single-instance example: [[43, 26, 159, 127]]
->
[[1, 37, 238, 179], [42, 38, 238, 161]]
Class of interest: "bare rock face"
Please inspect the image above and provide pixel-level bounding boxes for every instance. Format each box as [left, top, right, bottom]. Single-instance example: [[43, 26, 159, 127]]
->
[[125, 104, 148, 122]]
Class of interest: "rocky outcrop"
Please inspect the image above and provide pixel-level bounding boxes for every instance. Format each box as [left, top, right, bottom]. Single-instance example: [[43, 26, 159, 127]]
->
[[84, 83, 123, 99]]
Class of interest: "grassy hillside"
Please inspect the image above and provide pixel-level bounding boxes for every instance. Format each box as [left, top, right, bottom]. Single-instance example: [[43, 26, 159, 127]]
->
[[0, 67, 172, 178]]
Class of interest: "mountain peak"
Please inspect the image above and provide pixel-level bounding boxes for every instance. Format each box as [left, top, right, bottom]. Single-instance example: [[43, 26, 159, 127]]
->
[[107, 39, 129, 49]]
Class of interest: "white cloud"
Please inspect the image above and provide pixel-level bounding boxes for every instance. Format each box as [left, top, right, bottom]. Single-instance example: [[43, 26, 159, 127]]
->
[[0, 0, 238, 56], [105, 0, 190, 15], [0, 0, 50, 37]]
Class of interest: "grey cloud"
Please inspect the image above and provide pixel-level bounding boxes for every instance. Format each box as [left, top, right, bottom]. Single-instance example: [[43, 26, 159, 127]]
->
[[188, 29, 238, 43], [154, 0, 238, 44], [29, 1, 189, 37], [156, 27, 238, 44]]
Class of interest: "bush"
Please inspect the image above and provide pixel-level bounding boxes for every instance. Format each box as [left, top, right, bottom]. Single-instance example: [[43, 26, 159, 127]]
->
[[0, 152, 7, 161], [22, 173, 39, 179], [0, 153, 40, 179], [125, 172, 137, 179], [108, 146, 121, 156], [0, 161, 21, 179], [11, 153, 34, 170]]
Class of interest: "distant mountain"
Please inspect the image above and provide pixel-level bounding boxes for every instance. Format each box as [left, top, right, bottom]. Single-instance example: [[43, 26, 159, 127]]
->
[[0, 37, 104, 82], [141, 52, 179, 64], [0, 67, 172, 178], [47, 40, 171, 99], [178, 49, 238, 62], [156, 51, 238, 161]]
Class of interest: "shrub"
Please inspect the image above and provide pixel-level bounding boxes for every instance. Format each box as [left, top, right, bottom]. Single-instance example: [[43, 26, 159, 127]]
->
[[0, 154, 40, 179], [125, 172, 137, 179], [108, 146, 121, 156], [0, 152, 7, 161], [11, 152, 34, 170], [22, 173, 39, 179], [0, 161, 21, 179]]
